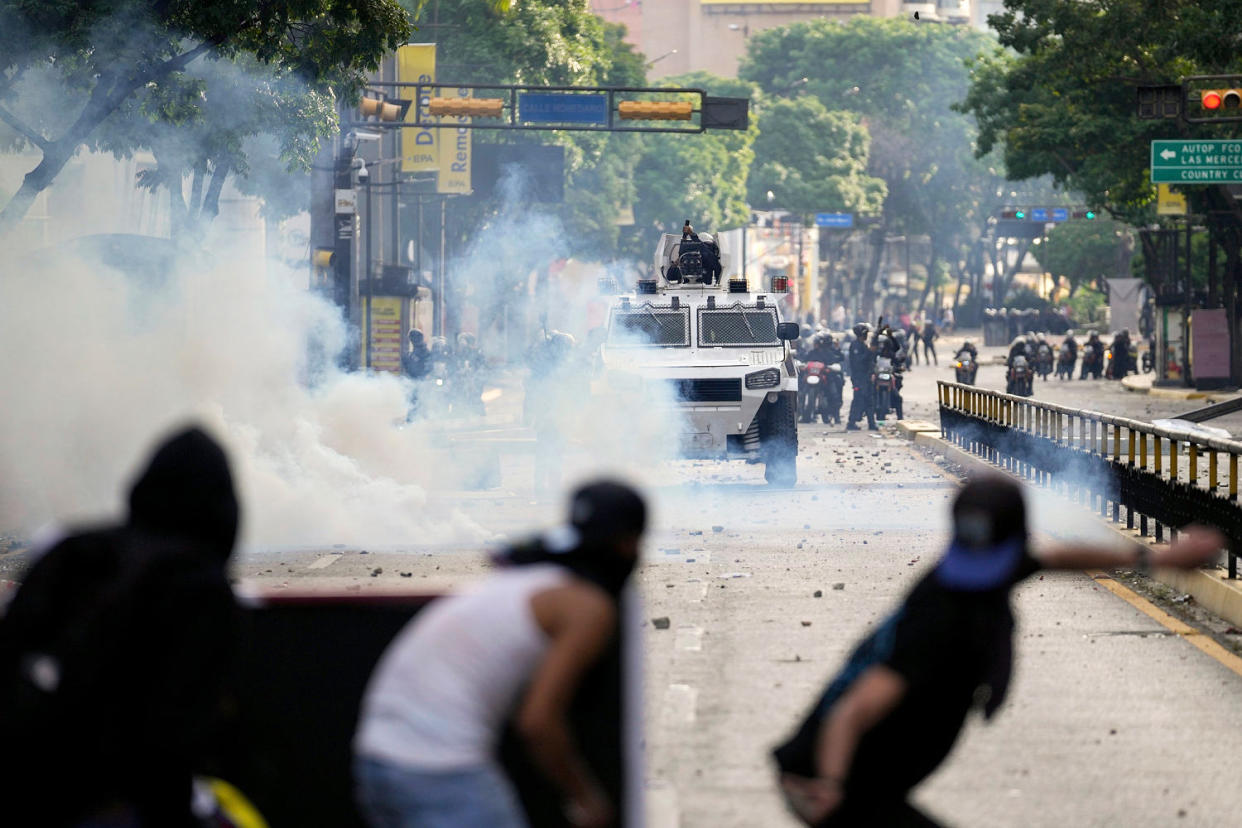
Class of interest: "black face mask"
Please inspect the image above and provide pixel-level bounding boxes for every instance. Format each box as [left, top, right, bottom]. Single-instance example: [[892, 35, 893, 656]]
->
[[499, 530, 637, 597]]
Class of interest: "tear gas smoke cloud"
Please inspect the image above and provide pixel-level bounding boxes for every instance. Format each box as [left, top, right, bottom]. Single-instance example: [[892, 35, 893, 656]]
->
[[0, 239, 490, 549], [0, 163, 690, 550], [445, 167, 687, 492]]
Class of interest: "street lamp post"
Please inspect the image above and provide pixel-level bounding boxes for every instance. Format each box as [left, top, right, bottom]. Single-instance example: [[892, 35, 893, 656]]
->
[[360, 162, 374, 369]]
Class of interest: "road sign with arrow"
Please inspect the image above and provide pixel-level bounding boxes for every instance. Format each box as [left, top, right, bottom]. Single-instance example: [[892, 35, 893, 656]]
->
[[1151, 140, 1242, 183]]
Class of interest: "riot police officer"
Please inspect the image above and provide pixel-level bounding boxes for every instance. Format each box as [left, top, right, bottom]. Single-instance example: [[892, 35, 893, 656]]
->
[[846, 323, 878, 432], [1081, 330, 1105, 379], [403, 329, 431, 381]]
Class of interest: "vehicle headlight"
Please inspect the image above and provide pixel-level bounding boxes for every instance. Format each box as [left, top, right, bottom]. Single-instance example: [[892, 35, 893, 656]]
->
[[745, 368, 781, 390]]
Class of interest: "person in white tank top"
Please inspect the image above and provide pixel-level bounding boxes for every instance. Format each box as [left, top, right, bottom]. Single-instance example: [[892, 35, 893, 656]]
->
[[354, 481, 646, 828]]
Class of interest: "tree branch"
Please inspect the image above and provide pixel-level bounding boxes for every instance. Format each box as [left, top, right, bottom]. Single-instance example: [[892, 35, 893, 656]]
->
[[0, 103, 48, 150]]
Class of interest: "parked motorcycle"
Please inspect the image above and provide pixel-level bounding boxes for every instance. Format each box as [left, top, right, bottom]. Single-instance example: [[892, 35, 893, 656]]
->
[[953, 353, 977, 385], [1007, 355, 1034, 397]]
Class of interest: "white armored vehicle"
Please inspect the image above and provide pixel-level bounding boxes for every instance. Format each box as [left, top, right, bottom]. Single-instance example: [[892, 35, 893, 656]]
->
[[599, 231, 800, 485]]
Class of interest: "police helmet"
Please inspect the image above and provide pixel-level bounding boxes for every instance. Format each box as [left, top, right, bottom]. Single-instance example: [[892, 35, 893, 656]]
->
[[457, 332, 476, 349], [408, 328, 425, 346], [852, 323, 870, 339]]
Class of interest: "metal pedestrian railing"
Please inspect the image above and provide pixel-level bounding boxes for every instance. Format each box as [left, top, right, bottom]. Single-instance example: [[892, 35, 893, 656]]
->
[[938, 381, 1242, 576]]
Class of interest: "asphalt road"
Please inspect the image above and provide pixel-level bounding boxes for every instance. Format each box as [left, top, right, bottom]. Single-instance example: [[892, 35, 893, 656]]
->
[[225, 350, 1242, 828]]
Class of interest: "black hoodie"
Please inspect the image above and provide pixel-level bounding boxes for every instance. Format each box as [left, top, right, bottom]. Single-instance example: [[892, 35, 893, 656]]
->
[[0, 426, 241, 827]]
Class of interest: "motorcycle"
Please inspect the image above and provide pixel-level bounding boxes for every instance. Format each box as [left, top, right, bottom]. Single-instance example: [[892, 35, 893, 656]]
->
[[873, 356, 902, 421], [800, 361, 844, 425], [1007, 355, 1034, 397], [1104, 344, 1138, 380], [953, 353, 977, 385], [1034, 343, 1054, 380], [1056, 348, 1075, 380], [1080, 347, 1103, 379]]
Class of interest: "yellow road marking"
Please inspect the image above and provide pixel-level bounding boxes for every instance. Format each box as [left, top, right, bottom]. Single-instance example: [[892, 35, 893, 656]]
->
[[1088, 569, 1242, 678]]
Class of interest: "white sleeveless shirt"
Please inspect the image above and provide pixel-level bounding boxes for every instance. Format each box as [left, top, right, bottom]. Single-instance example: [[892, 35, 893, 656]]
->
[[355, 564, 571, 770]]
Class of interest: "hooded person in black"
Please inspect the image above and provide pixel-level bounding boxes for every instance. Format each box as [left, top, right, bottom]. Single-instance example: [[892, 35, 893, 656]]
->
[[771, 475, 1222, 827], [0, 425, 241, 827]]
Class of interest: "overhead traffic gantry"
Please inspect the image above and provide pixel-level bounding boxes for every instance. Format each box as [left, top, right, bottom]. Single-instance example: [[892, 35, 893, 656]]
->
[[347, 82, 748, 134]]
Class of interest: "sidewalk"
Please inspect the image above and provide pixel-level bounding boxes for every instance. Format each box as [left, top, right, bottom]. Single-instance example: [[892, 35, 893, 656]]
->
[[1121, 371, 1242, 403]]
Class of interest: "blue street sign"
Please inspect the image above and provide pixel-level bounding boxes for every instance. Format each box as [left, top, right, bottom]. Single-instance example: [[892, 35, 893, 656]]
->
[[815, 212, 854, 228], [518, 93, 608, 124], [1051, 207, 1069, 222], [1030, 207, 1048, 222]]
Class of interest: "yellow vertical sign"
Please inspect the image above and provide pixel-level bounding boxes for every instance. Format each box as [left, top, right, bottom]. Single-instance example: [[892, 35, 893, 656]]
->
[[438, 87, 473, 194], [397, 44, 437, 174], [367, 296, 405, 373], [1157, 184, 1187, 216]]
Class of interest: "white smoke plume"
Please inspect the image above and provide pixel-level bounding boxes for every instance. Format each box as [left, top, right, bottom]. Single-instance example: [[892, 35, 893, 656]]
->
[[0, 238, 489, 549]]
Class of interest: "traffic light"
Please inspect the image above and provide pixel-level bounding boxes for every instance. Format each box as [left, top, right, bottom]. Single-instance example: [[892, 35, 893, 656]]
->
[[1200, 89, 1241, 111], [1071, 209, 1097, 220], [359, 95, 411, 122], [427, 97, 505, 118], [1000, 208, 1026, 220], [1136, 84, 1182, 119], [311, 248, 335, 292], [617, 100, 694, 121], [1185, 76, 1242, 122]]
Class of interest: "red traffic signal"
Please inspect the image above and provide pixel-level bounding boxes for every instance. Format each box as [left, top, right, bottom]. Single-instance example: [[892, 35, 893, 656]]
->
[[1184, 76, 1242, 123], [1200, 89, 1240, 111]]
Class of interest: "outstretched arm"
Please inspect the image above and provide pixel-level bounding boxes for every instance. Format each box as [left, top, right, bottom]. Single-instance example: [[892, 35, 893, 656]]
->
[[1035, 525, 1224, 572]]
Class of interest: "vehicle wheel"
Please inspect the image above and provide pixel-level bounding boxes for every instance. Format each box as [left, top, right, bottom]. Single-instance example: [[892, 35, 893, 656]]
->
[[875, 387, 889, 420], [762, 393, 797, 487]]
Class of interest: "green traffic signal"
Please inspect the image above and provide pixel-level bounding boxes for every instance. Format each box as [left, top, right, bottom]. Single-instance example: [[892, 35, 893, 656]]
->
[[1085, 210, 1095, 219], [1015, 210, 1025, 219]]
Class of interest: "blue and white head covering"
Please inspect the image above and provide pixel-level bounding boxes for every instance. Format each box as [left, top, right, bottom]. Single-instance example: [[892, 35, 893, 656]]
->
[[936, 475, 1027, 591]]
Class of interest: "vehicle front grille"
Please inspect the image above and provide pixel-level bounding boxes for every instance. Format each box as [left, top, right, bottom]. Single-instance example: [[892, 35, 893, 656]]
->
[[669, 377, 742, 403]]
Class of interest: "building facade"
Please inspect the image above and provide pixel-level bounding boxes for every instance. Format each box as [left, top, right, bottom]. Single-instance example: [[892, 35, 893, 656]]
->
[[591, 0, 975, 80]]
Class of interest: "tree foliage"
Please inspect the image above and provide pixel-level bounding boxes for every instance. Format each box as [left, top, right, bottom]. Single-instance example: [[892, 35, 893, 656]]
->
[[408, 0, 649, 260], [629, 72, 758, 252], [741, 18, 996, 231], [746, 96, 885, 217], [959, 0, 1242, 226], [1031, 218, 1128, 296], [0, 0, 411, 236], [740, 17, 1004, 311]]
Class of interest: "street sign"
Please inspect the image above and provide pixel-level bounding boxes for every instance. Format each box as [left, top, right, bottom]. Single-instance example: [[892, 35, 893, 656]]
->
[[815, 212, 854, 228], [518, 93, 609, 125], [1030, 207, 1048, 222], [1051, 207, 1069, 222], [1151, 140, 1242, 183]]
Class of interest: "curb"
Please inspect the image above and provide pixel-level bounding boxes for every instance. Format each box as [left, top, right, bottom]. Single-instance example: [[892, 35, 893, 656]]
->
[[910, 428, 1242, 631], [895, 420, 940, 440]]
